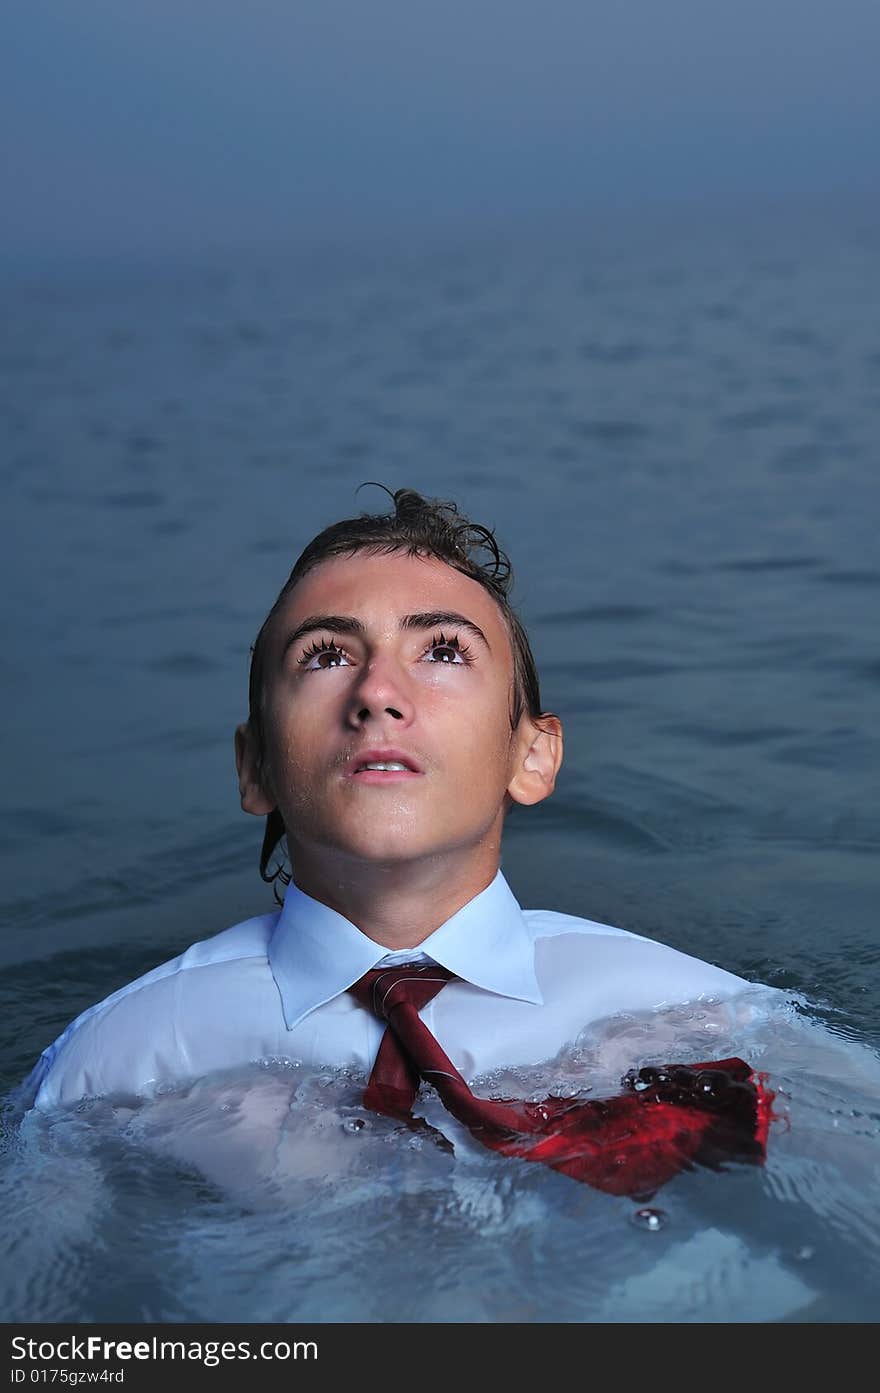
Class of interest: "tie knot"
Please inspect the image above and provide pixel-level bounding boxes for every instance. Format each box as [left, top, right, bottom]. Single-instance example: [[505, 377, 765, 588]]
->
[[349, 963, 456, 1020]]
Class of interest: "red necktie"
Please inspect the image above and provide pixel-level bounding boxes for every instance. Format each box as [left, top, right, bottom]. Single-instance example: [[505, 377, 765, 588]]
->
[[349, 964, 773, 1197]]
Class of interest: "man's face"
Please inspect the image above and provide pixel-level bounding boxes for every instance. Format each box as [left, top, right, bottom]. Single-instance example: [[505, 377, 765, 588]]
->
[[247, 551, 530, 869]]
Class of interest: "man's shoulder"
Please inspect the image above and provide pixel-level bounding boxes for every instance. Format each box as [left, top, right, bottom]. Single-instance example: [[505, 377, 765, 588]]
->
[[522, 905, 752, 1006], [19, 910, 281, 1111], [168, 910, 280, 971], [65, 909, 280, 1024], [521, 906, 653, 944]]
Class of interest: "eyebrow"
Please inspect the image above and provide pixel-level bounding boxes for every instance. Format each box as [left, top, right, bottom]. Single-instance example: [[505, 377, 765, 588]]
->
[[280, 610, 491, 661]]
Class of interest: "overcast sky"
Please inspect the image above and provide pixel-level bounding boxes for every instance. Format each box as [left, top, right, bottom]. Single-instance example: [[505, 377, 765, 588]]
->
[[4, 0, 879, 259]]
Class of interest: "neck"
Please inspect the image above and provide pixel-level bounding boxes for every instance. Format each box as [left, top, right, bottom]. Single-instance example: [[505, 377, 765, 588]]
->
[[287, 842, 501, 949]]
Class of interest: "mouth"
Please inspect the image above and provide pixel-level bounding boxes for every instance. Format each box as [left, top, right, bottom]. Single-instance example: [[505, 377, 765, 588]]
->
[[350, 768, 423, 783], [346, 748, 424, 782]]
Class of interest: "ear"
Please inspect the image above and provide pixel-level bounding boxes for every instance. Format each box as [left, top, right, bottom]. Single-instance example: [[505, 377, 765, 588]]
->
[[507, 714, 564, 808], [234, 722, 276, 816]]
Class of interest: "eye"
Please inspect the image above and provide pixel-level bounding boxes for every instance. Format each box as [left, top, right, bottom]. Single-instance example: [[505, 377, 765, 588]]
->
[[297, 637, 352, 670], [297, 631, 474, 670], [421, 631, 474, 665]]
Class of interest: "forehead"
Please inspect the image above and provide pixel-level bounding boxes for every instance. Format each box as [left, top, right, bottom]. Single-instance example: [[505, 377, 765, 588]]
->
[[269, 551, 512, 656]]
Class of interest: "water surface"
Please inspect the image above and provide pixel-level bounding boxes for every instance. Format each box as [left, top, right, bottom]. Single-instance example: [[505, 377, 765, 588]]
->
[[2, 201, 879, 1321]]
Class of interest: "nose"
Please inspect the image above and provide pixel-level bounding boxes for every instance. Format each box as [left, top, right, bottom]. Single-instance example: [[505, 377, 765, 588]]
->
[[345, 652, 415, 729]]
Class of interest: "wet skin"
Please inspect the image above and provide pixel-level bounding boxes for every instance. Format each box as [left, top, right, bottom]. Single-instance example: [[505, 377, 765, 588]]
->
[[235, 551, 562, 945]]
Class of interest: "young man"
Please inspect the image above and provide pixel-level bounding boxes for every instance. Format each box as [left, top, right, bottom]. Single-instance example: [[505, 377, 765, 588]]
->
[[21, 487, 768, 1192]]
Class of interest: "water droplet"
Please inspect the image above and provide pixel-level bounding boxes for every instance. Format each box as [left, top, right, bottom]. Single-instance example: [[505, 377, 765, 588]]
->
[[795, 1245, 814, 1262], [342, 1118, 366, 1134], [696, 1070, 727, 1097], [631, 1207, 667, 1232]]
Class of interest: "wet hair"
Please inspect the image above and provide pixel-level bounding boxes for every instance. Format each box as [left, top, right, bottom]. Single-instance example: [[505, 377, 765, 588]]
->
[[245, 483, 557, 890]]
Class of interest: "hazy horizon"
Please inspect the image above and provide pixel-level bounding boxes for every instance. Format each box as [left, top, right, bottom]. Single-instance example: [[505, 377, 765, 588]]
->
[[5, 1, 879, 262]]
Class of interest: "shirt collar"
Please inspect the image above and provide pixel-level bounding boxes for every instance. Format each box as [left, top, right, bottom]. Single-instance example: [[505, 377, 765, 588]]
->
[[268, 868, 543, 1030]]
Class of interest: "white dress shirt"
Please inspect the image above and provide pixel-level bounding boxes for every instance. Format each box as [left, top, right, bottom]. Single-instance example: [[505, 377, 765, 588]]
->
[[22, 869, 763, 1113]]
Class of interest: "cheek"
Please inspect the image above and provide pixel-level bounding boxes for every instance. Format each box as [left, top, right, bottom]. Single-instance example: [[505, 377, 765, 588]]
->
[[261, 709, 319, 790], [448, 709, 516, 793]]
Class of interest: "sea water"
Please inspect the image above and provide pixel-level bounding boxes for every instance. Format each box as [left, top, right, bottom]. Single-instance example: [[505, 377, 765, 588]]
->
[[2, 198, 878, 1321], [4, 988, 880, 1322]]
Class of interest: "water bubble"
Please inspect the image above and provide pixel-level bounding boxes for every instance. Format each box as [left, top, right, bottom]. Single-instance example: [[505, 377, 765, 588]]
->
[[257, 1055, 300, 1070], [696, 1070, 728, 1098], [342, 1118, 366, 1134], [795, 1245, 815, 1262], [548, 1081, 579, 1100], [630, 1207, 667, 1232]]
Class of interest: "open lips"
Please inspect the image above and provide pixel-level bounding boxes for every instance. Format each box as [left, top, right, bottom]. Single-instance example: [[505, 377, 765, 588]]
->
[[348, 749, 424, 779]]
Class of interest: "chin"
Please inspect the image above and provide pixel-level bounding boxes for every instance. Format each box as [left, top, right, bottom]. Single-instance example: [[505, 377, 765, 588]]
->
[[303, 809, 490, 866], [324, 824, 466, 866], [340, 838, 438, 865]]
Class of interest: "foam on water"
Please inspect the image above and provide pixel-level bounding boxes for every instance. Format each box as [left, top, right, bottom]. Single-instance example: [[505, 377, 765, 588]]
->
[[3, 991, 879, 1322]]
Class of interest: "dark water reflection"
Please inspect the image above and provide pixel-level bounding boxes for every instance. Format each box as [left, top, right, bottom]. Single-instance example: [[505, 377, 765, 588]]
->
[[1, 203, 878, 1319]]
